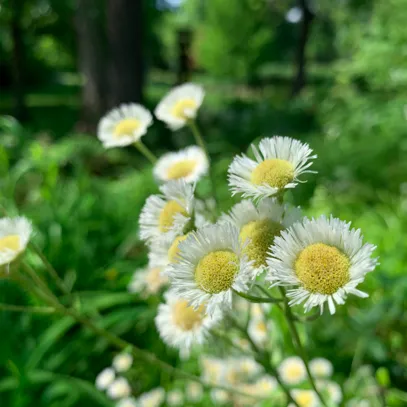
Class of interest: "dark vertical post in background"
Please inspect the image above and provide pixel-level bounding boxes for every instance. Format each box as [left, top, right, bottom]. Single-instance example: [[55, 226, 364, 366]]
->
[[107, 0, 144, 107], [291, 0, 314, 96], [176, 29, 192, 85]]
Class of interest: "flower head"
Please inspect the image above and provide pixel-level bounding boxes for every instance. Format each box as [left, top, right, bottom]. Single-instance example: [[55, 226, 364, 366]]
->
[[95, 368, 115, 390], [154, 146, 209, 184], [266, 215, 378, 314], [0, 217, 32, 268], [186, 382, 204, 403], [279, 356, 307, 385], [117, 398, 137, 407], [97, 104, 152, 148], [228, 136, 316, 200], [155, 83, 204, 130], [107, 377, 131, 399], [167, 389, 184, 406], [136, 387, 165, 407], [310, 358, 333, 378], [127, 265, 168, 296], [167, 222, 255, 314], [112, 353, 133, 373], [289, 389, 319, 407], [139, 180, 195, 244], [155, 291, 221, 353]]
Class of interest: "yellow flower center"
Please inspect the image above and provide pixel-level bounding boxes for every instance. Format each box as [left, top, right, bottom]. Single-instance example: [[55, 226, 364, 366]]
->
[[256, 321, 267, 333], [168, 234, 189, 263], [287, 365, 304, 381], [145, 267, 167, 292], [171, 98, 198, 120], [158, 200, 187, 232], [295, 391, 314, 407], [239, 219, 283, 268], [166, 159, 197, 180], [172, 299, 205, 331], [195, 250, 239, 294], [251, 159, 294, 189], [0, 235, 20, 252], [295, 243, 350, 295], [113, 118, 141, 138]]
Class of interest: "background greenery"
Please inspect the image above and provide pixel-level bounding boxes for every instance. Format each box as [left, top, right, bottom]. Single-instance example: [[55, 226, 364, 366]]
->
[[0, 0, 406, 406]]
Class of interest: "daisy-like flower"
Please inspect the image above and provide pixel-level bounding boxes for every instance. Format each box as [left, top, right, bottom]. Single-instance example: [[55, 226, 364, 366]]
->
[[127, 265, 168, 296], [186, 382, 204, 403], [254, 375, 278, 396], [222, 199, 300, 272], [279, 356, 307, 385], [97, 104, 153, 148], [107, 377, 131, 399], [201, 356, 225, 384], [266, 215, 378, 314], [117, 398, 137, 407], [310, 358, 333, 378], [112, 353, 133, 373], [95, 368, 115, 391], [155, 291, 221, 352], [167, 222, 255, 315], [154, 146, 209, 184], [224, 357, 262, 385], [228, 136, 316, 200], [210, 389, 229, 405], [0, 217, 32, 268], [248, 317, 270, 347], [289, 389, 319, 407], [155, 83, 204, 130], [317, 380, 342, 405], [136, 388, 165, 407], [167, 389, 184, 406], [139, 180, 195, 244]]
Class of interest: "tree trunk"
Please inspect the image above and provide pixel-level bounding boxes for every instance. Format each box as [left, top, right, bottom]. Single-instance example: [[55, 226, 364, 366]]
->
[[75, 0, 107, 131], [107, 0, 144, 107], [291, 0, 314, 96]]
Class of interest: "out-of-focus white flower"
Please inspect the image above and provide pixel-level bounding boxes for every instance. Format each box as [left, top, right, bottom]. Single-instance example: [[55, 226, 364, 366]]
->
[[107, 377, 131, 399], [289, 389, 319, 407], [154, 146, 209, 184], [228, 136, 316, 201], [248, 317, 270, 346], [201, 356, 224, 384], [210, 389, 229, 405], [95, 367, 115, 391], [112, 353, 133, 373], [116, 398, 137, 407], [266, 216, 378, 314], [167, 222, 255, 315], [97, 104, 152, 148], [286, 7, 303, 24], [317, 380, 342, 405], [186, 381, 204, 402], [310, 358, 333, 378], [127, 265, 168, 296], [279, 356, 307, 385], [136, 387, 166, 407], [167, 389, 184, 406], [0, 217, 32, 267], [224, 357, 262, 385], [155, 83, 204, 130]]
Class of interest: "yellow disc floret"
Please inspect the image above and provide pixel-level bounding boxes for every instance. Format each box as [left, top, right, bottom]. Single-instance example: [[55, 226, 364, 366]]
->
[[171, 98, 198, 120], [195, 250, 239, 294], [287, 365, 305, 382], [168, 234, 189, 263], [0, 235, 20, 252], [158, 200, 187, 232], [113, 118, 141, 138], [295, 243, 350, 295], [172, 299, 204, 331], [145, 267, 168, 292], [294, 390, 315, 407], [166, 160, 197, 180], [239, 219, 282, 268], [251, 159, 294, 189]]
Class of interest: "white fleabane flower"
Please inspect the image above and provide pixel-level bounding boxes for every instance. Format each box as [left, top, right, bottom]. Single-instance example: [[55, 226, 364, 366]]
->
[[279, 356, 307, 385], [127, 265, 168, 296], [248, 317, 270, 347], [210, 389, 229, 405], [228, 136, 316, 200], [310, 358, 333, 378], [136, 387, 165, 407], [289, 389, 319, 407], [116, 398, 137, 407], [155, 291, 221, 353], [0, 217, 32, 267], [186, 382, 204, 402], [317, 380, 342, 405], [97, 104, 153, 148], [266, 215, 378, 314], [155, 83, 204, 130], [254, 375, 278, 396], [154, 146, 209, 184], [224, 357, 262, 385], [95, 368, 115, 391], [201, 356, 225, 384], [222, 199, 301, 272], [167, 389, 184, 406], [139, 180, 194, 244], [112, 353, 133, 373], [107, 377, 131, 399], [167, 222, 255, 315]]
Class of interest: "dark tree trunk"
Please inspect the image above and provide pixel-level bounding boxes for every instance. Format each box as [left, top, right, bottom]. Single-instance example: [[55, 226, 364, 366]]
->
[[75, 0, 107, 131], [10, 0, 27, 121], [107, 0, 144, 107], [176, 29, 193, 85], [291, 0, 314, 96]]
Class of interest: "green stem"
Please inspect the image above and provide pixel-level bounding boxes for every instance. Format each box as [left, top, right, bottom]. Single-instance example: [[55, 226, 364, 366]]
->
[[134, 141, 157, 165], [187, 120, 218, 204], [279, 287, 328, 407], [233, 288, 283, 304], [0, 303, 55, 314]]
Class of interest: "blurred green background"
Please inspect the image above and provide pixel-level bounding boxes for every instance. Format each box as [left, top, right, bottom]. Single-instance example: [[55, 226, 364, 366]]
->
[[0, 0, 406, 406]]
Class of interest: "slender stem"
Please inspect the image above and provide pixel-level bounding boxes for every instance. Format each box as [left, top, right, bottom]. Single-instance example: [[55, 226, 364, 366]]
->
[[134, 141, 157, 164], [279, 287, 328, 407], [187, 120, 218, 204], [233, 288, 283, 304], [29, 242, 70, 295], [212, 330, 253, 356], [0, 303, 56, 314]]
